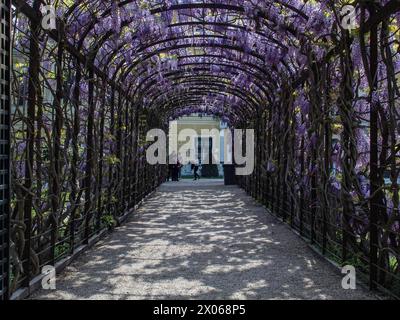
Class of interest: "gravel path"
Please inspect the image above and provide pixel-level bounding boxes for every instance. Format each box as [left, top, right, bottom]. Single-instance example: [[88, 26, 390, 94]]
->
[[32, 180, 378, 300]]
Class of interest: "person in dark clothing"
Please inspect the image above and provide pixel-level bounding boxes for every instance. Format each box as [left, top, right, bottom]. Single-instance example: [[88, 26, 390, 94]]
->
[[172, 164, 179, 181], [192, 162, 200, 181], [177, 160, 182, 180], [167, 164, 175, 182], [168, 152, 179, 182]]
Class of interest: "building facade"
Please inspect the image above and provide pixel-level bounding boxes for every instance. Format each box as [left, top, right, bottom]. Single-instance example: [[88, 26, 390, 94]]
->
[[169, 114, 228, 177]]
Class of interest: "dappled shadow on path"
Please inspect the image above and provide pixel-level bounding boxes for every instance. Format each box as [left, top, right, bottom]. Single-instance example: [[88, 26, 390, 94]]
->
[[32, 180, 377, 300]]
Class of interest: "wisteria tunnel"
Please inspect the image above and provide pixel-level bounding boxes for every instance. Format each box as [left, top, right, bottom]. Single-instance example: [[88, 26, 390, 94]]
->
[[0, 0, 400, 300]]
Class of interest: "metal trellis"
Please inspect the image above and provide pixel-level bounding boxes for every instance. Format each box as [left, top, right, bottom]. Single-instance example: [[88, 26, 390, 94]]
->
[[0, 0, 11, 301]]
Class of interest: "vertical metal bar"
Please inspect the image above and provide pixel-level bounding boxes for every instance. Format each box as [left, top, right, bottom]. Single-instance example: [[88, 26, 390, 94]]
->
[[96, 79, 106, 231], [322, 101, 329, 256], [256, 117, 261, 201], [50, 22, 64, 265], [24, 0, 41, 289], [123, 99, 130, 210], [275, 104, 282, 217], [281, 92, 289, 222], [116, 94, 123, 213], [84, 69, 95, 243], [70, 62, 81, 254], [107, 88, 115, 217], [0, 0, 11, 301], [310, 149, 317, 245], [369, 24, 380, 292], [299, 132, 305, 236], [361, 4, 380, 291], [266, 109, 272, 209], [290, 107, 296, 228], [261, 112, 267, 207], [126, 101, 135, 209], [322, 64, 330, 256], [134, 116, 139, 197]]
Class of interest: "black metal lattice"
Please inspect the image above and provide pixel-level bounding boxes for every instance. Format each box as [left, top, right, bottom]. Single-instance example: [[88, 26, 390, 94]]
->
[[0, 0, 10, 301]]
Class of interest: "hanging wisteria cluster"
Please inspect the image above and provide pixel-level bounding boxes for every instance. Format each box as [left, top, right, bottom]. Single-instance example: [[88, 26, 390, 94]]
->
[[8, 0, 400, 298]]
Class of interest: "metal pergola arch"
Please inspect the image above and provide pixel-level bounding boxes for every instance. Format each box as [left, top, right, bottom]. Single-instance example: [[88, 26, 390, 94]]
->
[[143, 75, 265, 109], [1, 0, 400, 300], [65, 1, 305, 104], [131, 62, 271, 99]]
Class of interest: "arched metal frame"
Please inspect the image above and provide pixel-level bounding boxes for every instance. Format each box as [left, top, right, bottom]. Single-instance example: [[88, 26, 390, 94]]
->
[[62, 1, 302, 121], [4, 0, 400, 300]]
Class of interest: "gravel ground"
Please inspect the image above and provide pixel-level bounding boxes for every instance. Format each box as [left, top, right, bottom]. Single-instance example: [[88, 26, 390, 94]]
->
[[32, 180, 378, 300]]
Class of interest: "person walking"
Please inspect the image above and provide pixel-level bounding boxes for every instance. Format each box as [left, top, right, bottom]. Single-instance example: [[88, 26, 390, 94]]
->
[[192, 161, 200, 181], [169, 151, 179, 182], [177, 160, 182, 180], [167, 164, 174, 182]]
